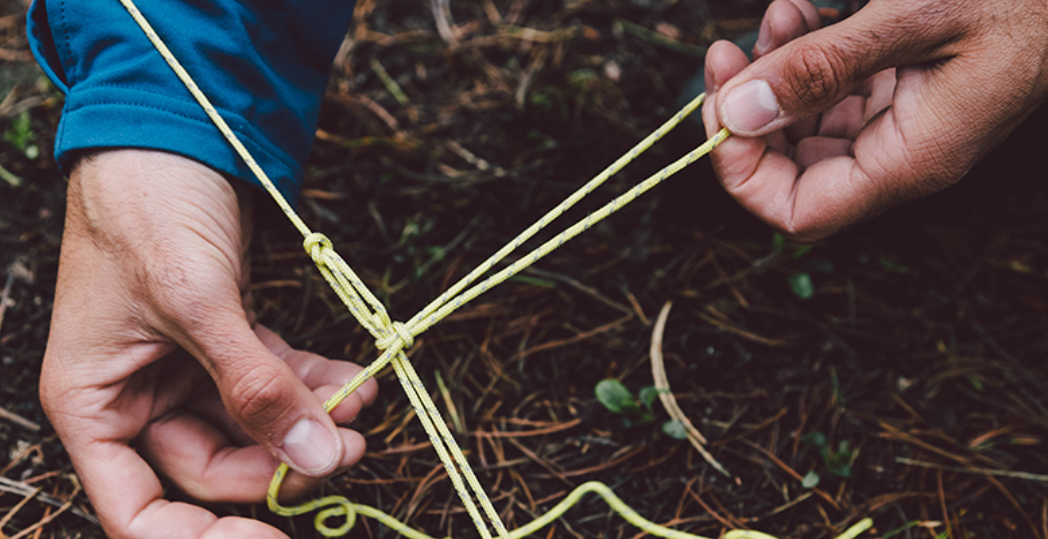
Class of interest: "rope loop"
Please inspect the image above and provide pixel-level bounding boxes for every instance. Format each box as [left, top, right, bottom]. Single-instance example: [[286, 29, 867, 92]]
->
[[371, 309, 393, 331], [304, 232, 333, 262], [375, 321, 415, 351], [314, 498, 357, 537]]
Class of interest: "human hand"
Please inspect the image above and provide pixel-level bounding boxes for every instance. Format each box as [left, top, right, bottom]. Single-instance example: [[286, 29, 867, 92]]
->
[[702, 0, 1048, 241], [42, 150, 378, 538]]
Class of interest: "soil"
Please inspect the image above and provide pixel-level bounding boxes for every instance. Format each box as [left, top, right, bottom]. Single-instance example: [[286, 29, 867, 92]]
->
[[2, 0, 1047, 538]]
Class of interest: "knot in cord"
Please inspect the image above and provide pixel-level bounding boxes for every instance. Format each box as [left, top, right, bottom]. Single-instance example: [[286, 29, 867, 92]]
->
[[110, 7, 800, 536], [303, 232, 333, 263], [375, 321, 414, 351]]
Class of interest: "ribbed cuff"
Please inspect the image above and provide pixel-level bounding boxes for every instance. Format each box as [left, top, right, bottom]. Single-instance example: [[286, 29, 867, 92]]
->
[[55, 85, 301, 205]]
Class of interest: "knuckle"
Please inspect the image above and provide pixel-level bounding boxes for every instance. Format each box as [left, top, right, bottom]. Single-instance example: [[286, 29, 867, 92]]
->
[[783, 44, 850, 107], [228, 365, 293, 429]]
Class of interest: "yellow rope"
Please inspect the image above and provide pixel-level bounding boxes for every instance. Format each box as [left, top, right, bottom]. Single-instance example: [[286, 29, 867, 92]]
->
[[113, 2, 875, 538]]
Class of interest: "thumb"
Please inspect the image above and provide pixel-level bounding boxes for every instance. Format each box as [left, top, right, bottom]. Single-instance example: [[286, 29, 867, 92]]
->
[[716, 1, 958, 136], [169, 304, 345, 477]]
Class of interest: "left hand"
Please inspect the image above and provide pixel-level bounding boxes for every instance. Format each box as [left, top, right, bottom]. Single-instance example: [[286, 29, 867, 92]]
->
[[42, 150, 377, 539]]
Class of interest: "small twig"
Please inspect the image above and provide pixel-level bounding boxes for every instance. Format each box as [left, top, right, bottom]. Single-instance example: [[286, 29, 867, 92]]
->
[[614, 19, 708, 57], [434, 370, 464, 434], [511, 314, 631, 362], [0, 485, 42, 530], [0, 273, 16, 332], [523, 268, 633, 316], [0, 406, 40, 433], [481, 0, 501, 25], [895, 457, 1048, 482], [938, 470, 953, 539], [0, 476, 98, 525], [470, 418, 581, 439], [650, 301, 730, 477], [623, 291, 649, 326], [369, 58, 410, 106], [0, 162, 22, 188], [499, 25, 577, 43], [328, 93, 401, 131], [0, 260, 33, 336], [505, 438, 571, 486], [740, 438, 841, 511], [694, 309, 797, 348], [1042, 498, 1047, 539], [515, 46, 547, 110], [8, 476, 83, 539], [430, 0, 456, 44], [444, 140, 507, 177]]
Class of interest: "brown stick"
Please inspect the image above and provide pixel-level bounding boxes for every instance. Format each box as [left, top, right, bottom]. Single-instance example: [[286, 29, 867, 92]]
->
[[0, 406, 40, 433], [650, 301, 730, 477]]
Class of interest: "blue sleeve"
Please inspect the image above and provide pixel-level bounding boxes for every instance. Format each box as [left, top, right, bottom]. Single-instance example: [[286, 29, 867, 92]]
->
[[26, 0, 355, 203]]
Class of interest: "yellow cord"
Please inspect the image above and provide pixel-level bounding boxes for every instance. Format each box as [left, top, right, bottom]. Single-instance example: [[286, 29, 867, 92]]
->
[[114, 2, 874, 538]]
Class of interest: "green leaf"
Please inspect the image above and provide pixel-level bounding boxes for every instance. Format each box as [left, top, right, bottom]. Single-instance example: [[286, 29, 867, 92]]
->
[[662, 420, 689, 440], [568, 69, 597, 87], [772, 232, 785, 252], [803, 432, 827, 448], [802, 471, 821, 489], [595, 379, 636, 415], [638, 386, 660, 409], [830, 365, 843, 405], [788, 272, 814, 300], [508, 275, 558, 288], [3, 110, 35, 152], [791, 244, 813, 260]]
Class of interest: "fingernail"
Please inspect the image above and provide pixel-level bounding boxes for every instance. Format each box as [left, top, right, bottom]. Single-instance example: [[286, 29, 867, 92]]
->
[[721, 79, 780, 134], [282, 418, 338, 474], [755, 17, 772, 53]]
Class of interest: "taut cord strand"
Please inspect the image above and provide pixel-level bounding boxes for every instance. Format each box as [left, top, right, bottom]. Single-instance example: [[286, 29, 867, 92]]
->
[[113, 1, 873, 538]]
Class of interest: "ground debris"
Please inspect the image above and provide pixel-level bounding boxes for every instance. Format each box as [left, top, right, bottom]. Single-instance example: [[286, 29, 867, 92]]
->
[[3, 0, 1048, 538]]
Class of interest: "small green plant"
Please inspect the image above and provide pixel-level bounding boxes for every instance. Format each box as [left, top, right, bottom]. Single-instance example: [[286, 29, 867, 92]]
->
[[772, 232, 835, 300], [595, 380, 686, 439], [4, 110, 39, 160], [787, 272, 814, 300], [661, 419, 689, 440], [800, 432, 854, 488], [595, 379, 655, 427]]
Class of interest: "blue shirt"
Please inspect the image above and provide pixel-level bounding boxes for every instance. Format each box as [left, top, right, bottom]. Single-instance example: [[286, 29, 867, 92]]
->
[[27, 0, 354, 203]]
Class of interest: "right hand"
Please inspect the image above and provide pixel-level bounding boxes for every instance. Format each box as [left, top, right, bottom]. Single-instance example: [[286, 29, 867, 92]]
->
[[42, 150, 378, 538], [702, 0, 1048, 241]]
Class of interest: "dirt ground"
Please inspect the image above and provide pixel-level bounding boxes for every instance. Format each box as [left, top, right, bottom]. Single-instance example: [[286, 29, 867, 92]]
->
[[2, 0, 1048, 538]]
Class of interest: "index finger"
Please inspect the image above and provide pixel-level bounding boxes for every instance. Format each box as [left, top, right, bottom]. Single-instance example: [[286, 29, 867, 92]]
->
[[702, 37, 922, 241], [69, 436, 289, 539]]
